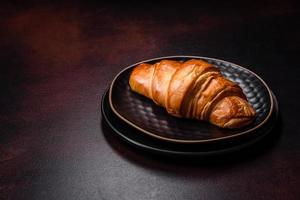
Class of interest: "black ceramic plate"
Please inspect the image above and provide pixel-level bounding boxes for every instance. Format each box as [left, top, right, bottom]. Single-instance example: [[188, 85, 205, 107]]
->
[[102, 89, 278, 156], [109, 56, 274, 144]]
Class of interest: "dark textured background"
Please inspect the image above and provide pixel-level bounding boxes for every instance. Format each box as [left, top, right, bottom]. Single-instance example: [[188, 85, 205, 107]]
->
[[0, 1, 299, 200]]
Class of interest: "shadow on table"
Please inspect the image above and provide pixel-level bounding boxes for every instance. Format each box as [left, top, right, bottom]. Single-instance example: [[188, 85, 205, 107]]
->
[[101, 113, 282, 170]]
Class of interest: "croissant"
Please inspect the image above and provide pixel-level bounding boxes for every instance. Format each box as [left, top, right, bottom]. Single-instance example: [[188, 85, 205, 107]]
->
[[129, 59, 256, 128]]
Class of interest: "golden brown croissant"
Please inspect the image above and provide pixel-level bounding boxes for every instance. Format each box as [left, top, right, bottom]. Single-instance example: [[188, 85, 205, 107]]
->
[[129, 59, 255, 128]]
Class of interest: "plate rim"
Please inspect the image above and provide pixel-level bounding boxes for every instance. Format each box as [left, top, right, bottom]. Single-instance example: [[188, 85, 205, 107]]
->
[[108, 55, 274, 144], [102, 89, 279, 156]]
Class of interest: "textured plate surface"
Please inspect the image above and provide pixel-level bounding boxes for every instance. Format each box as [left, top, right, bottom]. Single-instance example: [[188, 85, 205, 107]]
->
[[103, 89, 278, 156], [109, 56, 273, 143]]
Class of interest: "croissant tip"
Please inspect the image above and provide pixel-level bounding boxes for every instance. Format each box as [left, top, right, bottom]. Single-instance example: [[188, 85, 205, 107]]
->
[[222, 117, 255, 129]]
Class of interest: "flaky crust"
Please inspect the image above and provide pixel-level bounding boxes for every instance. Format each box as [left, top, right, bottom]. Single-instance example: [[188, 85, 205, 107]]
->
[[129, 59, 256, 129]]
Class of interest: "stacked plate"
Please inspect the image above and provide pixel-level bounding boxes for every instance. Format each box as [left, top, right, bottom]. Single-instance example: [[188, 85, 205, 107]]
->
[[101, 56, 278, 156]]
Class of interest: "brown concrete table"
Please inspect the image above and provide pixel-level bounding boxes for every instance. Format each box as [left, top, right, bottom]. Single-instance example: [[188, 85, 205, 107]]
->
[[0, 1, 299, 200]]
